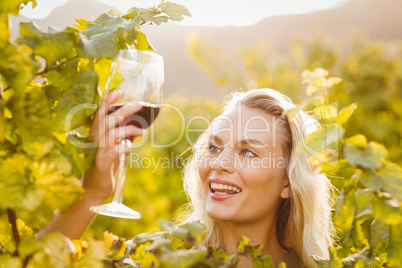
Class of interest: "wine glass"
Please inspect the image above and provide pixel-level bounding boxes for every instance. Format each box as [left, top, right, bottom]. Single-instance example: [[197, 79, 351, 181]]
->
[[90, 48, 164, 219]]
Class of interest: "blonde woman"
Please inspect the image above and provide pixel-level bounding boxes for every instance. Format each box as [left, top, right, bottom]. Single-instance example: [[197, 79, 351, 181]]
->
[[39, 88, 335, 267]]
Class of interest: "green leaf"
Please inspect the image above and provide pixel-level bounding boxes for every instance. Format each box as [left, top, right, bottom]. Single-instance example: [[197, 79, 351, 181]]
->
[[319, 247, 343, 268], [55, 71, 98, 131], [334, 190, 355, 238], [345, 134, 367, 149], [345, 141, 387, 169], [337, 103, 357, 124], [0, 41, 38, 91], [71, 237, 105, 268], [74, 18, 93, 31], [64, 135, 98, 175], [369, 219, 389, 256], [342, 247, 374, 267], [94, 57, 112, 93], [237, 236, 250, 253], [313, 104, 338, 120], [22, 232, 75, 267], [387, 224, 402, 268], [200, 248, 237, 268], [80, 13, 141, 59], [0, 104, 6, 143], [17, 22, 78, 66], [156, 248, 206, 268], [0, 154, 44, 211], [343, 190, 374, 248], [0, 255, 22, 267], [378, 162, 402, 201], [0, 140, 17, 160], [158, 219, 176, 232], [161, 1, 191, 21], [6, 90, 54, 157], [141, 14, 169, 25], [296, 123, 344, 156], [0, 13, 10, 42], [0, 0, 37, 15], [372, 196, 402, 225], [134, 31, 153, 51]]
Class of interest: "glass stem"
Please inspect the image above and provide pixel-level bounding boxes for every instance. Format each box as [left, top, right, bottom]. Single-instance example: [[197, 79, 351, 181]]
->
[[112, 139, 129, 204]]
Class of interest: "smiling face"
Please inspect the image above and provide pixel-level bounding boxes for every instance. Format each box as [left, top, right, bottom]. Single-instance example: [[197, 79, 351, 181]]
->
[[198, 104, 291, 224]]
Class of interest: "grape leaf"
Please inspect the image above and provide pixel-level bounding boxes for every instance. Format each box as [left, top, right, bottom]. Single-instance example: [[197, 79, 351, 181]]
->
[[342, 247, 374, 267], [81, 13, 140, 59], [94, 57, 112, 93], [378, 162, 402, 201], [296, 123, 344, 156], [0, 154, 43, 211], [0, 13, 9, 42], [74, 18, 93, 31], [7, 93, 54, 157], [71, 237, 105, 268], [345, 141, 387, 169], [369, 219, 389, 256], [317, 247, 343, 268], [22, 232, 75, 267], [0, 0, 37, 15], [156, 248, 207, 268], [337, 103, 357, 124], [0, 255, 22, 267], [43, 61, 80, 92], [17, 22, 78, 67], [54, 71, 98, 131], [160, 2, 191, 21], [334, 190, 355, 238], [387, 224, 402, 268], [0, 40, 38, 91], [342, 190, 374, 248]]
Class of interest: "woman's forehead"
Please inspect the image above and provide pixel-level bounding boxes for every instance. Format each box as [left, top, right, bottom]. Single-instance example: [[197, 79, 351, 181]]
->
[[209, 106, 283, 148]]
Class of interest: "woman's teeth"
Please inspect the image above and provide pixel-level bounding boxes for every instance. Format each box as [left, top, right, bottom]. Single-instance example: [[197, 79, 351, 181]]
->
[[210, 182, 241, 193]]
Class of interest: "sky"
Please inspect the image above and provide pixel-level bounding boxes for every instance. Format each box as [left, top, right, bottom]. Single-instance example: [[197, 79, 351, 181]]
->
[[20, 0, 349, 27]]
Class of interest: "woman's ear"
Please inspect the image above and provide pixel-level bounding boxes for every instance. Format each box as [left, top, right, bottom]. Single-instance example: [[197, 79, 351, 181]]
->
[[280, 182, 292, 199]]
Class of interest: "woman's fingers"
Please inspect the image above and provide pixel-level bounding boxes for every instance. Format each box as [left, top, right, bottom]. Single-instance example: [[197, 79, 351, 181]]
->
[[90, 91, 122, 142], [96, 125, 144, 149], [105, 102, 142, 129], [90, 90, 144, 144], [107, 125, 144, 148], [96, 103, 142, 143]]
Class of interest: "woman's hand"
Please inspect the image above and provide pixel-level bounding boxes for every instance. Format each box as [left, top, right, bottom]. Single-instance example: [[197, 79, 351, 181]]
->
[[37, 91, 144, 240], [82, 90, 145, 203]]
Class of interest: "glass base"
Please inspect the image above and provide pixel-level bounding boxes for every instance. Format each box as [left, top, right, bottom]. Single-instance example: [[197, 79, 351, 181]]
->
[[90, 201, 141, 219]]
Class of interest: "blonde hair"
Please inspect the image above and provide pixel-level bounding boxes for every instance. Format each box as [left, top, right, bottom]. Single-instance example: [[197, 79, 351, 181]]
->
[[178, 88, 334, 267]]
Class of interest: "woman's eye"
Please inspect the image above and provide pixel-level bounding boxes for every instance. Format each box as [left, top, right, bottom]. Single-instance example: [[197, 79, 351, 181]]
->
[[209, 144, 221, 153], [241, 149, 256, 157]]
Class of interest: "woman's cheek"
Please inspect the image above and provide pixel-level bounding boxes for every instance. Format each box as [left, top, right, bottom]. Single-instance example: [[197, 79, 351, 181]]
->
[[198, 155, 210, 181]]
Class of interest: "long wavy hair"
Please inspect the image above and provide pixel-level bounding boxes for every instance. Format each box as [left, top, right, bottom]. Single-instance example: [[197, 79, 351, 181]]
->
[[177, 88, 335, 267]]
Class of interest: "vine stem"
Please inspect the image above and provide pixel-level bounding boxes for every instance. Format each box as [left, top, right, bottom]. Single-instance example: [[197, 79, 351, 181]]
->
[[7, 208, 20, 256], [36, 56, 78, 76]]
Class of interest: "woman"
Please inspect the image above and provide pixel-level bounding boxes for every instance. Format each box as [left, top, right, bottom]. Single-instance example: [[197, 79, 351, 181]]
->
[[38, 88, 335, 267]]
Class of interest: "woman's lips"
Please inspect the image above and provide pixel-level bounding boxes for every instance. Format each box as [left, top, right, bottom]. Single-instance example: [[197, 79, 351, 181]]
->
[[208, 178, 242, 201]]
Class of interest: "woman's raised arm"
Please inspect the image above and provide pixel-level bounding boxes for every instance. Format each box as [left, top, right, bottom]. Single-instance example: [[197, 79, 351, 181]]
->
[[37, 91, 145, 239]]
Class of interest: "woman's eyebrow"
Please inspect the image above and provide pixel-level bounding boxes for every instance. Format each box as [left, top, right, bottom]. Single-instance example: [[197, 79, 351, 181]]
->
[[240, 139, 266, 146], [209, 134, 224, 144], [210, 134, 266, 147]]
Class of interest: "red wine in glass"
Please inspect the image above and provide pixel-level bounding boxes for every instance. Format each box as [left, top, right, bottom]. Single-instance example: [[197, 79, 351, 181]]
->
[[108, 102, 161, 129]]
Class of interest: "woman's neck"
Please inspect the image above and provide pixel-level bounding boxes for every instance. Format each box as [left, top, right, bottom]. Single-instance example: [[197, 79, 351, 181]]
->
[[217, 218, 289, 267]]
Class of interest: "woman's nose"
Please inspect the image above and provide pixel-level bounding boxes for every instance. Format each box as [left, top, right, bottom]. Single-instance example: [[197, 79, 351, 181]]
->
[[211, 152, 234, 173]]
